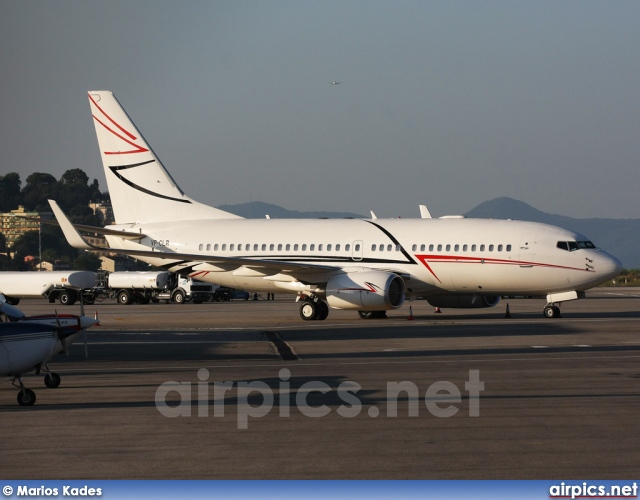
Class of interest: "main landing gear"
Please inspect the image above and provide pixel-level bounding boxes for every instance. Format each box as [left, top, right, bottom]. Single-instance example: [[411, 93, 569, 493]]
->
[[13, 376, 36, 406], [543, 304, 562, 318], [299, 297, 329, 321]]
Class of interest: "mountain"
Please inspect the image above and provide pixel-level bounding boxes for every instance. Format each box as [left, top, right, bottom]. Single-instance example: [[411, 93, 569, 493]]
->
[[466, 197, 639, 269], [216, 198, 638, 269], [216, 201, 364, 219]]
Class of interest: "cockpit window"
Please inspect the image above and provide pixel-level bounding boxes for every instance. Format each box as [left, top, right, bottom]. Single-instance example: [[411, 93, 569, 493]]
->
[[557, 240, 596, 252]]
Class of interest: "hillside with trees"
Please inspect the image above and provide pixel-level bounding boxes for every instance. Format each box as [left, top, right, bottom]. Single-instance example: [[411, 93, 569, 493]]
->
[[0, 169, 108, 271]]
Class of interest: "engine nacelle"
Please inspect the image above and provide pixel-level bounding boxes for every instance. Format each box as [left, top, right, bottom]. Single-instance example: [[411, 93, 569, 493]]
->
[[325, 271, 405, 311], [426, 294, 500, 309]]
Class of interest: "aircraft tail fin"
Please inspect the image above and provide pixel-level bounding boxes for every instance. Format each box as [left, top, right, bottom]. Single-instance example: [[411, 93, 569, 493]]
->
[[88, 91, 241, 224]]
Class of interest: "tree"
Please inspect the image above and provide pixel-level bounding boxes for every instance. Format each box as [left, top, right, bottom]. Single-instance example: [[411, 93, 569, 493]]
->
[[74, 252, 102, 272], [0, 232, 6, 253], [0, 172, 22, 212], [22, 172, 57, 211]]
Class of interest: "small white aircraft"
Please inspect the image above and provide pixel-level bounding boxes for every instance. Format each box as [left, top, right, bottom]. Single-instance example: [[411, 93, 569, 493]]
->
[[331, 81, 341, 85], [50, 91, 621, 322], [0, 295, 97, 406]]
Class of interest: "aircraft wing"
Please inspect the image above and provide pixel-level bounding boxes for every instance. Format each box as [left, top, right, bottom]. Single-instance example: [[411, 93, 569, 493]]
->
[[13, 213, 147, 240], [48, 200, 340, 277]]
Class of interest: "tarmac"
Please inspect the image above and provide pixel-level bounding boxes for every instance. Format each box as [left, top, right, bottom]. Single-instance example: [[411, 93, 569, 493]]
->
[[1, 287, 639, 479]]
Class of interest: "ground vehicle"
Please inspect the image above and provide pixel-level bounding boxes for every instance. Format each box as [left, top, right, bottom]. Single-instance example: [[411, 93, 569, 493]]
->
[[212, 287, 251, 302], [102, 272, 215, 304], [106, 271, 171, 305], [155, 275, 216, 304], [0, 271, 97, 306]]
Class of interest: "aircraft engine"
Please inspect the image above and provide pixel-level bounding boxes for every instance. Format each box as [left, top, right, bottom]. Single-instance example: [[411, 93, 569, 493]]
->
[[426, 294, 500, 309], [324, 271, 405, 310]]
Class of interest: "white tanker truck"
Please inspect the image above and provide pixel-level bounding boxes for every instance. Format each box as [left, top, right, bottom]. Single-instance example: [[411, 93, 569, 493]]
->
[[0, 271, 97, 306]]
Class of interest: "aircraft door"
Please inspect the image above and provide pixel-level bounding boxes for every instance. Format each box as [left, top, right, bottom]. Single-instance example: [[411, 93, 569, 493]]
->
[[519, 233, 536, 265], [352, 241, 363, 261]]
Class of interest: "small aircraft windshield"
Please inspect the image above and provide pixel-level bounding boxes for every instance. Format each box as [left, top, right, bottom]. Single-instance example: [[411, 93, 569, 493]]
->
[[556, 240, 596, 252]]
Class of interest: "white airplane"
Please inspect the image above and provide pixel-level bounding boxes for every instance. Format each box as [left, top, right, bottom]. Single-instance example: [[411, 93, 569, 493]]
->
[[50, 91, 621, 321], [0, 296, 98, 405], [331, 81, 341, 85]]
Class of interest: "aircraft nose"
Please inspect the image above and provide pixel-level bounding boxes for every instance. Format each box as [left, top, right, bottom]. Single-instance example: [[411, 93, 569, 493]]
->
[[79, 315, 99, 329], [598, 251, 623, 280]]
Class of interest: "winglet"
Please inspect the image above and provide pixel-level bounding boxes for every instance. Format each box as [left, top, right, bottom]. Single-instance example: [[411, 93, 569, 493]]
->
[[419, 205, 432, 219], [48, 200, 94, 250]]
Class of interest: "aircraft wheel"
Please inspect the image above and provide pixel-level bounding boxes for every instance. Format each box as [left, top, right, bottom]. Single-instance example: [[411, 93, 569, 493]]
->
[[300, 301, 318, 321], [44, 373, 61, 388], [316, 301, 329, 321], [17, 388, 36, 406], [358, 310, 375, 319], [543, 305, 561, 318]]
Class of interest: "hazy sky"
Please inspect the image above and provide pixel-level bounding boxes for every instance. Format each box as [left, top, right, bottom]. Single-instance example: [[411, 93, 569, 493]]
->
[[2, 1, 639, 219]]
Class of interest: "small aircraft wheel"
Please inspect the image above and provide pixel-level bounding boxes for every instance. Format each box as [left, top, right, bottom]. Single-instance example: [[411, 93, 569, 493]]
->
[[300, 301, 318, 321], [358, 310, 375, 319], [173, 290, 185, 304], [543, 305, 560, 318], [17, 388, 36, 406], [44, 372, 61, 388]]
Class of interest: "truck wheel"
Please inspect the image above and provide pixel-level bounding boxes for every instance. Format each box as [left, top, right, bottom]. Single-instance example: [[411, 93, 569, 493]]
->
[[117, 290, 131, 305], [59, 291, 76, 306], [173, 290, 185, 304]]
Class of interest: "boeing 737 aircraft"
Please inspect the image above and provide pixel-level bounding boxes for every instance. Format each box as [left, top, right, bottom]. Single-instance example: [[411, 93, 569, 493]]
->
[[50, 91, 622, 321]]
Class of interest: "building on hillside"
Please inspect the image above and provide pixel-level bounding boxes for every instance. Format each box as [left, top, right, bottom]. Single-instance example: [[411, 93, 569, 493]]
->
[[89, 201, 114, 225], [0, 206, 53, 249]]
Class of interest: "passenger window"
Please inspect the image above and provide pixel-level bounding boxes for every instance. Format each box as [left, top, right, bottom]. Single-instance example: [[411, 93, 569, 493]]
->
[[346, 244, 351, 251], [437, 244, 442, 252], [463, 244, 468, 252], [498, 244, 503, 251], [327, 244, 332, 251], [480, 244, 485, 252], [471, 244, 476, 252], [230, 244, 235, 251], [395, 245, 400, 251], [506, 244, 511, 252], [446, 244, 451, 252], [412, 244, 417, 252], [429, 244, 434, 252], [302, 244, 307, 251], [277, 244, 282, 251], [379, 244, 384, 251], [489, 244, 494, 252], [199, 244, 203, 251], [355, 244, 360, 251], [387, 244, 392, 251], [222, 244, 227, 251], [318, 244, 323, 251], [254, 244, 259, 251], [214, 244, 219, 251], [372, 244, 377, 251], [421, 244, 426, 252], [294, 244, 299, 251], [454, 244, 459, 252], [206, 244, 211, 251], [336, 244, 341, 251], [310, 244, 315, 251], [286, 244, 291, 251]]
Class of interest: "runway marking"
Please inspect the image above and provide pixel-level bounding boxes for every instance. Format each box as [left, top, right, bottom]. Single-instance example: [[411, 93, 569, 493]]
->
[[52, 353, 640, 374]]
